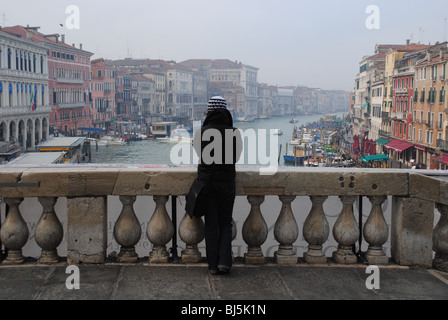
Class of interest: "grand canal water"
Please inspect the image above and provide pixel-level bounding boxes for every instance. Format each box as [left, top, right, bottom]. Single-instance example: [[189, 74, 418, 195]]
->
[[10, 111, 397, 260], [90, 112, 346, 166]]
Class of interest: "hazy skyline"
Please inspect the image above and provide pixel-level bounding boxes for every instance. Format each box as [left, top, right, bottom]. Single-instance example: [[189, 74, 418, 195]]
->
[[2, 0, 448, 92]]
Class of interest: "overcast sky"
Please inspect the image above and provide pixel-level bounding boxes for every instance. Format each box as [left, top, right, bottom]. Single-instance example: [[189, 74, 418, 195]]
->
[[2, 0, 448, 91]]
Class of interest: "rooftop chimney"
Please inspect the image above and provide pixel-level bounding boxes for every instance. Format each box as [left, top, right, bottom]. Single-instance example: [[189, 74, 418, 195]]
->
[[61, 34, 65, 43], [80, 43, 83, 50], [406, 39, 410, 45]]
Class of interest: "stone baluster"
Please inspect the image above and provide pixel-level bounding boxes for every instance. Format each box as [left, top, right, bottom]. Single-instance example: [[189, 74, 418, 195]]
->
[[433, 203, 448, 272], [274, 196, 298, 264], [332, 196, 359, 264], [231, 219, 237, 261], [231, 219, 237, 242], [35, 197, 63, 263], [1, 198, 28, 264], [303, 196, 329, 264], [242, 195, 267, 264], [147, 196, 174, 263], [114, 196, 141, 263], [179, 213, 205, 263], [364, 196, 389, 265]]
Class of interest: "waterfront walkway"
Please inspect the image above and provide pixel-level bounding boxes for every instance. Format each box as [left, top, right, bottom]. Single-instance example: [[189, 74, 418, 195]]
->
[[0, 260, 447, 301]]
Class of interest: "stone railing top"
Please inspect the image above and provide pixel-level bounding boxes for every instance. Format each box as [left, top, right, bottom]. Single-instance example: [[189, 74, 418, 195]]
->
[[0, 165, 447, 204]]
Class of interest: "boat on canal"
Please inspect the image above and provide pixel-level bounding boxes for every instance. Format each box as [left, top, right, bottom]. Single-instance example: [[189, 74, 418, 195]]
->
[[35, 137, 91, 164]]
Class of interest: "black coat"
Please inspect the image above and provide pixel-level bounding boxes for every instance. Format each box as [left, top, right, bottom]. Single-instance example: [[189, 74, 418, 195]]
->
[[193, 109, 243, 182]]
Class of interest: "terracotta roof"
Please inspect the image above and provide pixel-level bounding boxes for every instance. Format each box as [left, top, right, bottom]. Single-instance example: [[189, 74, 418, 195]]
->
[[2, 25, 92, 54], [179, 59, 242, 69], [396, 44, 430, 52], [107, 59, 175, 68]]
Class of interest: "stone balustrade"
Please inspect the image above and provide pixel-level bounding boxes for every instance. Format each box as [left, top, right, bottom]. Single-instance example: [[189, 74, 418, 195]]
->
[[0, 165, 447, 272]]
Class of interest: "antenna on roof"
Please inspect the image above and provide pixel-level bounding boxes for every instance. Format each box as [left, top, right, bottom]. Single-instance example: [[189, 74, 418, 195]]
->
[[126, 38, 132, 59], [418, 27, 424, 44], [444, 17, 447, 42]]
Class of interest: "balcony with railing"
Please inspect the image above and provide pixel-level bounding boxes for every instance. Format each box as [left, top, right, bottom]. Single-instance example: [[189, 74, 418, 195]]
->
[[390, 111, 406, 121], [57, 102, 86, 110], [437, 139, 448, 151], [56, 77, 85, 85], [0, 105, 52, 117], [395, 88, 409, 95], [0, 166, 446, 273]]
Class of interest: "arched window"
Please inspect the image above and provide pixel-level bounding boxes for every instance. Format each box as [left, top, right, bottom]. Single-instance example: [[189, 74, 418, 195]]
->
[[7, 48, 11, 69]]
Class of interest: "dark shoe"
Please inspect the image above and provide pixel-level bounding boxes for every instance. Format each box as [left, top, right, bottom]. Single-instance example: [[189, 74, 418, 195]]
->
[[209, 269, 220, 275], [218, 267, 232, 275]]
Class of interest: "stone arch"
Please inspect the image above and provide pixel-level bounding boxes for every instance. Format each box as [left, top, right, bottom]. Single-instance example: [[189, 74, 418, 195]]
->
[[42, 117, 48, 141], [35, 118, 41, 145], [0, 121, 6, 142], [18, 120, 25, 147], [26, 118, 34, 149], [9, 121, 17, 143]]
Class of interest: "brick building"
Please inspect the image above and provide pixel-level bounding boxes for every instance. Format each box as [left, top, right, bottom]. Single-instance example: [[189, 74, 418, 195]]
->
[[91, 58, 116, 131], [0, 29, 51, 150], [3, 26, 94, 136], [412, 43, 448, 168]]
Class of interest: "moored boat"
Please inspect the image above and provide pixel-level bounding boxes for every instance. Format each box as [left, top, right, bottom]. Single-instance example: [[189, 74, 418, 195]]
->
[[36, 137, 91, 163]]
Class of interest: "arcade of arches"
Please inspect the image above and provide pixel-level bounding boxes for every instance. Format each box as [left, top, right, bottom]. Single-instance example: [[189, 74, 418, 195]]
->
[[0, 116, 48, 149]]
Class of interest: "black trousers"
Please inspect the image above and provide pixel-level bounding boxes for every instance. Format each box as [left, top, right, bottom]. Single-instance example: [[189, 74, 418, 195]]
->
[[204, 179, 236, 270]]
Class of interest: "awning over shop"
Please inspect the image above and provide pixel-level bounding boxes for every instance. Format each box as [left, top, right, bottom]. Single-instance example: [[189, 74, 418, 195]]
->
[[78, 127, 106, 133], [384, 139, 414, 153], [376, 138, 391, 145], [361, 154, 389, 162], [414, 145, 426, 151], [435, 154, 448, 166]]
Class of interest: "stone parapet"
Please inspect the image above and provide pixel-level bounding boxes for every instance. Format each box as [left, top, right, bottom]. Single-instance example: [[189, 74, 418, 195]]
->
[[0, 165, 446, 272]]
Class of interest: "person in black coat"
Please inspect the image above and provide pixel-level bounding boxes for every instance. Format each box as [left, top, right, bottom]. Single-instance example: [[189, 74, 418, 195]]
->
[[193, 96, 242, 275]]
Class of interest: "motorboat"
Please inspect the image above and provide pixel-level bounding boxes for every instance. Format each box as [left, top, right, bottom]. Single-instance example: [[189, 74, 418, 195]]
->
[[273, 129, 283, 136], [98, 136, 126, 146], [156, 129, 192, 144]]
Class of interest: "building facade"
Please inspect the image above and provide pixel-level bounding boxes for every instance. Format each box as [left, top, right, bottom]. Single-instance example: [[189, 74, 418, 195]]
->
[[413, 43, 448, 168], [179, 59, 259, 116], [90, 58, 116, 131], [166, 66, 194, 119], [3, 26, 94, 136], [131, 75, 155, 124], [143, 70, 166, 118], [115, 70, 132, 120], [0, 29, 51, 149]]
